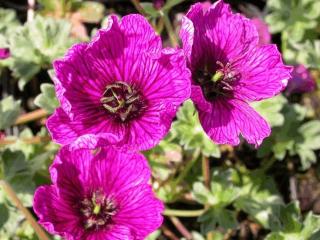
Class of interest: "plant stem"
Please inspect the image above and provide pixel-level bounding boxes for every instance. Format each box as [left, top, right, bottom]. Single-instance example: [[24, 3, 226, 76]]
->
[[156, 17, 165, 34], [0, 136, 51, 146], [261, 156, 277, 172], [161, 224, 179, 240], [164, 208, 205, 217], [202, 155, 210, 189], [130, 0, 148, 16], [202, 155, 213, 240], [0, 180, 50, 240], [171, 148, 201, 190], [169, 216, 192, 239], [15, 109, 48, 125], [161, 12, 179, 47]]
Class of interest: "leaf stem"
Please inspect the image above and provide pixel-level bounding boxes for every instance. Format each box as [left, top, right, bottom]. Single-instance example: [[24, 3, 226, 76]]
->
[[164, 208, 205, 217], [169, 216, 192, 239], [171, 148, 201, 190], [261, 156, 277, 172], [161, 224, 180, 240], [202, 155, 211, 189], [0, 136, 51, 146], [161, 12, 179, 47], [15, 109, 48, 125], [0, 180, 50, 240], [202, 155, 213, 240], [130, 0, 148, 16]]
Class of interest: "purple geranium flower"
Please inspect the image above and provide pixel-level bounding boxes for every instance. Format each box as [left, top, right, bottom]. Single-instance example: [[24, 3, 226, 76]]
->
[[47, 14, 190, 151], [251, 18, 271, 45], [180, 0, 292, 146], [0, 48, 10, 59], [286, 64, 316, 94], [33, 145, 164, 240]]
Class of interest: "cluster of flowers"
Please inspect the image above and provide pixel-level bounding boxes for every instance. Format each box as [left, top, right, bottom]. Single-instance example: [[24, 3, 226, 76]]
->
[[33, 1, 292, 239]]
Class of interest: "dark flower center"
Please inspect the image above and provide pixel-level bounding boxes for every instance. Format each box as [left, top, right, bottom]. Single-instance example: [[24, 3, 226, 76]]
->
[[100, 81, 146, 122], [194, 61, 241, 101], [80, 190, 117, 231]]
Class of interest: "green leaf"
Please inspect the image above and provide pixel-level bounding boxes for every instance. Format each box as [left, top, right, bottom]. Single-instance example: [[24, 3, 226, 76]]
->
[[8, 15, 76, 89], [193, 169, 240, 232], [0, 96, 20, 130], [266, 202, 320, 240], [0, 8, 20, 35], [0, 194, 25, 240], [0, 203, 9, 228], [172, 100, 220, 157], [162, 0, 185, 12], [301, 213, 320, 238], [234, 169, 283, 229], [199, 208, 237, 233], [78, 1, 106, 23], [257, 104, 307, 162], [0, 150, 35, 206], [11, 61, 41, 90], [181, 231, 206, 240], [298, 120, 320, 150], [192, 169, 240, 207], [266, 0, 320, 38], [146, 230, 161, 240], [192, 182, 214, 205], [34, 83, 59, 113], [145, 138, 182, 182], [252, 95, 287, 127], [140, 2, 160, 18]]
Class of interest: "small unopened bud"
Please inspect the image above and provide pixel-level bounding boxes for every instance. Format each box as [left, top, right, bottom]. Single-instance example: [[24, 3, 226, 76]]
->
[[153, 0, 165, 10]]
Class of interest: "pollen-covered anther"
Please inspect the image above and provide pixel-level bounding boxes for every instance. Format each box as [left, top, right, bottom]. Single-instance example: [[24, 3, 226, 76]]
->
[[100, 81, 146, 122]]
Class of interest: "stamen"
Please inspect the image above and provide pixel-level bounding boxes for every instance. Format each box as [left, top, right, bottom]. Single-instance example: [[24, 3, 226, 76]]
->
[[194, 61, 241, 101], [80, 190, 117, 232], [100, 81, 146, 122]]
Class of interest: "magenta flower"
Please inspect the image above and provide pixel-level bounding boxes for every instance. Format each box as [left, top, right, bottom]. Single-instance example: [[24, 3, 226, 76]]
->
[[33, 145, 164, 240], [180, 1, 292, 146], [286, 64, 316, 94], [0, 48, 10, 59], [251, 18, 271, 45], [47, 14, 190, 151]]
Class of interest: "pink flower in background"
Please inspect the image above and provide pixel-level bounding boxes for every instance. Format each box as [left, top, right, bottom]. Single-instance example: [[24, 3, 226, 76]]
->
[[180, 0, 292, 146], [286, 64, 316, 94], [33, 145, 164, 240], [0, 131, 5, 140], [0, 48, 10, 59], [251, 17, 271, 45], [47, 14, 190, 151]]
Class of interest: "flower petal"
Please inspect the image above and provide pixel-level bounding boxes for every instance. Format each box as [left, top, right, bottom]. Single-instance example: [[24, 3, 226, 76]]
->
[[86, 14, 161, 84], [233, 44, 292, 101], [47, 108, 123, 148], [51, 146, 151, 198], [48, 14, 190, 151], [33, 186, 83, 240], [114, 185, 164, 239], [199, 98, 270, 147], [181, 1, 258, 70]]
